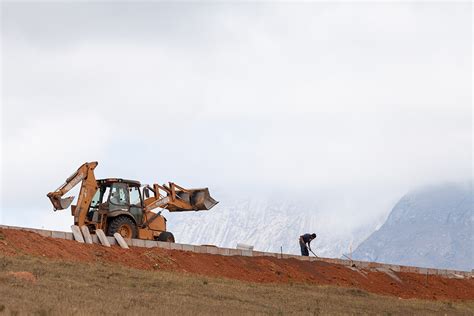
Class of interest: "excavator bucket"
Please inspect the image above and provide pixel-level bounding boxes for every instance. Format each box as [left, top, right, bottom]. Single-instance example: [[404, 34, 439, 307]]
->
[[48, 195, 75, 211]]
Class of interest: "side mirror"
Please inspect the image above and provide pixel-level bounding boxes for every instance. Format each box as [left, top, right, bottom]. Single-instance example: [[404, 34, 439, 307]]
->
[[143, 187, 150, 198]]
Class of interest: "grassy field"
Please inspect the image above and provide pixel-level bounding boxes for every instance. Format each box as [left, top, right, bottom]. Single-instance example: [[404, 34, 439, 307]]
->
[[0, 255, 472, 315]]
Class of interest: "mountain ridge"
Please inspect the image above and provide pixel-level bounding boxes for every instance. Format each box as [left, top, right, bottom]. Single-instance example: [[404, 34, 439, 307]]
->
[[352, 182, 473, 271]]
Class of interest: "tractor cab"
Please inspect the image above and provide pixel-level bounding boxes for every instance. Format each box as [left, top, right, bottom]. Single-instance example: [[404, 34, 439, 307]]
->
[[86, 179, 154, 238]]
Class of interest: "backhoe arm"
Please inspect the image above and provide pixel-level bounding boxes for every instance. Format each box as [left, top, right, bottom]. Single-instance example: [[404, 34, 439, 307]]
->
[[47, 161, 99, 226]]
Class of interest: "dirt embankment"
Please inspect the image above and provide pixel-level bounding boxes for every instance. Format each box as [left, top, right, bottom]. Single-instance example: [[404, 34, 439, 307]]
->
[[0, 228, 473, 301]]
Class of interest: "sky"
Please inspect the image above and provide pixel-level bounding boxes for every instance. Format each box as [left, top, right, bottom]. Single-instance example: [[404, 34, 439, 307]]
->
[[0, 2, 472, 232]]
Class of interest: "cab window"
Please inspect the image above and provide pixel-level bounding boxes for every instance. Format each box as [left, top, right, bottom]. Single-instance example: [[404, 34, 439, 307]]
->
[[129, 187, 141, 206], [109, 183, 129, 206]]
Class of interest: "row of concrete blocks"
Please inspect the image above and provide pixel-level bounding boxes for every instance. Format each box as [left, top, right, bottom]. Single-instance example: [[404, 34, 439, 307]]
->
[[0, 224, 472, 278]]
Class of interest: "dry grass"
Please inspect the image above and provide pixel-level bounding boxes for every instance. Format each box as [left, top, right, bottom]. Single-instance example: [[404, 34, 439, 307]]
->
[[0, 255, 472, 315]]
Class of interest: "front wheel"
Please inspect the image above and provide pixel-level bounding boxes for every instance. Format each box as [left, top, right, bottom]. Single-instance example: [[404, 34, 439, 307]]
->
[[107, 216, 138, 239], [156, 231, 175, 243]]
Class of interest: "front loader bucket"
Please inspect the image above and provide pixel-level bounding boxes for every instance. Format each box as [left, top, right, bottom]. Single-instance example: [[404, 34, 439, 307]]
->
[[48, 195, 74, 211], [190, 188, 219, 210], [174, 188, 218, 211]]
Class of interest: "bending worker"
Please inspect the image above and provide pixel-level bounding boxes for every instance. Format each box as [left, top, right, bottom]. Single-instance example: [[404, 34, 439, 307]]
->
[[299, 233, 317, 256]]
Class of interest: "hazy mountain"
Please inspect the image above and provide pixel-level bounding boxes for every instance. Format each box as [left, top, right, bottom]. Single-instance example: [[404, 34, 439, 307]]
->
[[166, 196, 379, 258], [352, 182, 473, 271]]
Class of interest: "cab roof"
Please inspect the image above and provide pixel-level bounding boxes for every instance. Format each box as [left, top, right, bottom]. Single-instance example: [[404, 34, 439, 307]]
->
[[97, 178, 141, 186]]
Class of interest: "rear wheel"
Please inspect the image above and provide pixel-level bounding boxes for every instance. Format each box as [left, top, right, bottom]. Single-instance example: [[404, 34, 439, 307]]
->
[[156, 231, 175, 243], [107, 216, 138, 239]]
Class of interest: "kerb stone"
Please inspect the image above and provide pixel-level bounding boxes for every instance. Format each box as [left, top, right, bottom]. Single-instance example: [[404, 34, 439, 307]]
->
[[80, 226, 93, 244], [70, 225, 84, 243], [51, 231, 66, 239], [95, 229, 111, 247]]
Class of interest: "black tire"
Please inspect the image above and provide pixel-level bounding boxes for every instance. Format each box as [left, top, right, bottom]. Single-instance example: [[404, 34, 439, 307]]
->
[[156, 231, 175, 243], [107, 216, 138, 239]]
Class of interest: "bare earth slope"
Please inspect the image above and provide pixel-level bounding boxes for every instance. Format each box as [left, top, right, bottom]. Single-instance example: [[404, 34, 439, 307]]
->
[[2, 256, 474, 315], [0, 228, 473, 304]]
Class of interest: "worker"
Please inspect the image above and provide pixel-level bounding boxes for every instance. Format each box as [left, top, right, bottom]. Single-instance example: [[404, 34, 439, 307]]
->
[[110, 190, 121, 205], [299, 233, 316, 256]]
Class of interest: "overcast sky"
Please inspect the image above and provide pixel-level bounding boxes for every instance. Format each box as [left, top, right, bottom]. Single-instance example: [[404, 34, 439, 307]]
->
[[0, 2, 472, 231]]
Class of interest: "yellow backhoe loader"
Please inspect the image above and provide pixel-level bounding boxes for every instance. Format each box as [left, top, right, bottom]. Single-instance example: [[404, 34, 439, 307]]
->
[[47, 162, 218, 242]]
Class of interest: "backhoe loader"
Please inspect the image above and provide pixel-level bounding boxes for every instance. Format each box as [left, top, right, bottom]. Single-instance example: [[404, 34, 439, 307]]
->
[[47, 162, 218, 241]]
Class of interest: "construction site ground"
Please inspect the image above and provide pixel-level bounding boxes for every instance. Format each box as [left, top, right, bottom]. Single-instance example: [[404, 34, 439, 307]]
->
[[1, 229, 473, 315]]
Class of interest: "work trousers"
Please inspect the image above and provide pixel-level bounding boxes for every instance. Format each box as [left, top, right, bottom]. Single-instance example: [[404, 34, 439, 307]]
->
[[299, 241, 309, 256]]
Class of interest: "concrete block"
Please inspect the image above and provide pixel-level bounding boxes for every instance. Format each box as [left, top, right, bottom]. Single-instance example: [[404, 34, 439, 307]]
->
[[107, 236, 117, 245], [356, 261, 370, 268], [170, 243, 183, 250], [91, 234, 99, 244], [368, 262, 382, 268], [267, 253, 280, 258], [384, 264, 396, 271], [400, 266, 417, 273], [217, 248, 230, 256], [437, 269, 448, 276], [207, 247, 219, 255], [144, 240, 158, 248], [96, 229, 111, 247], [131, 239, 145, 247], [402, 266, 415, 273], [332, 259, 345, 265], [448, 273, 465, 279], [70, 225, 84, 243], [427, 268, 437, 275], [228, 249, 242, 256], [114, 233, 130, 249], [409, 267, 419, 273], [51, 230, 66, 239], [241, 250, 252, 257], [65, 232, 74, 240], [195, 246, 208, 253], [182, 244, 196, 252], [236, 243, 254, 251], [80, 226, 93, 244], [156, 241, 171, 249], [36, 230, 52, 238]]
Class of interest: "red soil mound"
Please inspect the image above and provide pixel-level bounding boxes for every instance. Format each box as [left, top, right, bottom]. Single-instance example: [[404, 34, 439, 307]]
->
[[0, 228, 472, 301]]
